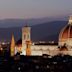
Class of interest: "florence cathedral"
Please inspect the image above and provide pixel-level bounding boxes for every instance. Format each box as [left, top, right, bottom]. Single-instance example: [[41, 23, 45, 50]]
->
[[10, 16, 72, 56]]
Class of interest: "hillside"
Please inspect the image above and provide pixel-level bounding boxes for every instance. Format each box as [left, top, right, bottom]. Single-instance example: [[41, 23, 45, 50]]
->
[[0, 21, 67, 42]]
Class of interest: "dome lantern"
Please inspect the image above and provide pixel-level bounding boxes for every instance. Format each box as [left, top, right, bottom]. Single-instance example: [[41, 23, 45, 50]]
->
[[68, 16, 72, 25]]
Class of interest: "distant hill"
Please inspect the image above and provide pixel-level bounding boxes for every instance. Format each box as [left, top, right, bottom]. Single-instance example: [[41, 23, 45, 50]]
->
[[31, 21, 67, 42], [0, 21, 67, 42], [0, 16, 68, 28]]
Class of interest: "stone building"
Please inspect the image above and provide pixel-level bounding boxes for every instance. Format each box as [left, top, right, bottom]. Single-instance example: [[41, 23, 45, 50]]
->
[[13, 16, 72, 56]]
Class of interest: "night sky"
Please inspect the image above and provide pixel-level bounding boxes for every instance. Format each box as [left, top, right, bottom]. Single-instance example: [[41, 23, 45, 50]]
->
[[0, 0, 72, 19]]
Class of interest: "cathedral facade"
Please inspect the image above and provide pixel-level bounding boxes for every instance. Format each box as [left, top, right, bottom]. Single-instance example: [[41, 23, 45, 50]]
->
[[11, 16, 72, 56]]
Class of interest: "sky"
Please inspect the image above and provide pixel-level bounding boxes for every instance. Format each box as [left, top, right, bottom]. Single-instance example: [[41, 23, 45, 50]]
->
[[0, 0, 72, 19]]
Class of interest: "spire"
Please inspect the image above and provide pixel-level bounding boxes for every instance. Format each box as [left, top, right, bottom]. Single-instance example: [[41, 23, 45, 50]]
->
[[10, 34, 15, 56], [68, 15, 72, 25]]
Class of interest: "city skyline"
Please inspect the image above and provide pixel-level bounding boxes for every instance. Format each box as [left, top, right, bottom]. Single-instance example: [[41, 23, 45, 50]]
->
[[0, 0, 72, 19]]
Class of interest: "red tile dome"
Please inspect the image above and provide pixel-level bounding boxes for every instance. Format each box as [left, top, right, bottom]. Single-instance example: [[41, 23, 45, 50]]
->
[[59, 16, 72, 46]]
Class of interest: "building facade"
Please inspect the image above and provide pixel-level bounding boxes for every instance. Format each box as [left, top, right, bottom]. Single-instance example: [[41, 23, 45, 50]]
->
[[15, 16, 72, 56]]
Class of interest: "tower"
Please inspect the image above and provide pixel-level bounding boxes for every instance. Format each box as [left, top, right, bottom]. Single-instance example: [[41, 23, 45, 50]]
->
[[26, 41, 31, 56], [10, 34, 15, 57], [22, 25, 31, 55]]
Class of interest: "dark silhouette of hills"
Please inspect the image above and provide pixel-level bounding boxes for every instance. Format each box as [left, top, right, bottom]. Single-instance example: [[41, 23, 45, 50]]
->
[[31, 21, 67, 42], [0, 18, 54, 28], [0, 16, 68, 28], [0, 21, 67, 42]]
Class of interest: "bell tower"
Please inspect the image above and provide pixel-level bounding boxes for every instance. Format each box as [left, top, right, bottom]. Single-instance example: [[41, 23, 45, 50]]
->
[[26, 41, 31, 56], [22, 25, 31, 55]]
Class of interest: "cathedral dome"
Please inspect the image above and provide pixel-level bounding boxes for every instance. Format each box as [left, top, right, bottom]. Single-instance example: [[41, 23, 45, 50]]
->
[[59, 16, 72, 46]]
